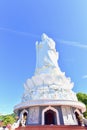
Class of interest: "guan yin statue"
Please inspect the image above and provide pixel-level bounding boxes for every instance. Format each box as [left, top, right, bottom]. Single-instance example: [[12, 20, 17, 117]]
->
[[14, 34, 86, 127]]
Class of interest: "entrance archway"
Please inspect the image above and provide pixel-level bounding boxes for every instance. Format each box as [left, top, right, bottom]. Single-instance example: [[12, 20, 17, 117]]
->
[[45, 110, 56, 125], [20, 109, 28, 119], [74, 109, 83, 126], [42, 106, 60, 125], [23, 112, 27, 120], [20, 109, 28, 126]]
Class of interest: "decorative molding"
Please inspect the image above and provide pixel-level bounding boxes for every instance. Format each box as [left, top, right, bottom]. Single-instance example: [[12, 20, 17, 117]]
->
[[14, 100, 86, 113]]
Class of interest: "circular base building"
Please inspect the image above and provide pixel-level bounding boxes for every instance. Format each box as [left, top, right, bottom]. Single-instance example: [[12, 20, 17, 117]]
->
[[14, 34, 86, 126]]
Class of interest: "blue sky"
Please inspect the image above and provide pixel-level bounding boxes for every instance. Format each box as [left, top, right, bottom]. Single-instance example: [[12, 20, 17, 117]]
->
[[0, 0, 87, 115]]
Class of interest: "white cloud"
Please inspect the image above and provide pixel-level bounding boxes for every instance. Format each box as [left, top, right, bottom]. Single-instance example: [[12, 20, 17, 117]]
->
[[0, 27, 39, 38], [82, 75, 87, 79], [1, 28, 87, 49], [58, 39, 87, 49]]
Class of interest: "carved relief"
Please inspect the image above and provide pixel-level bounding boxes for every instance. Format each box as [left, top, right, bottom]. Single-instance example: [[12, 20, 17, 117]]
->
[[28, 107, 39, 124], [61, 106, 77, 125]]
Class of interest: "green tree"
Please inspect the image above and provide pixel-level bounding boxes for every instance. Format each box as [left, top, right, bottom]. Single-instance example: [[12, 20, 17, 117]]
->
[[3, 115, 15, 126], [0, 113, 16, 126], [77, 92, 87, 118]]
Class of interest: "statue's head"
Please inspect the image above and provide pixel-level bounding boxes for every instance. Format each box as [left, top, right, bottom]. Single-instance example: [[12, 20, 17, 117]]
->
[[41, 33, 56, 50], [36, 33, 56, 49]]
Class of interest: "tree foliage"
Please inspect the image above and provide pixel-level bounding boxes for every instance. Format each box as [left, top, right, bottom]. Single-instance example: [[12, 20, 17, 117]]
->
[[77, 92, 87, 118], [0, 113, 16, 126]]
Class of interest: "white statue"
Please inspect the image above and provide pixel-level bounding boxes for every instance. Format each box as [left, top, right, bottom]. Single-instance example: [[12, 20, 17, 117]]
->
[[22, 33, 77, 102], [35, 33, 59, 74]]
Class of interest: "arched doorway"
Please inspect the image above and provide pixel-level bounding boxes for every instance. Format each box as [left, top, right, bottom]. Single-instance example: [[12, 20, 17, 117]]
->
[[42, 106, 60, 125], [45, 110, 56, 125], [20, 109, 28, 126], [23, 112, 27, 120], [74, 109, 83, 126]]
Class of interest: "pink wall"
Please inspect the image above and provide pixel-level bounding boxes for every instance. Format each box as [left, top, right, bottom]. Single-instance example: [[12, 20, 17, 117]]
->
[[16, 125, 87, 130]]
